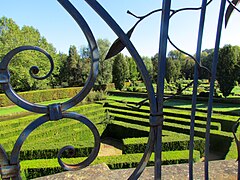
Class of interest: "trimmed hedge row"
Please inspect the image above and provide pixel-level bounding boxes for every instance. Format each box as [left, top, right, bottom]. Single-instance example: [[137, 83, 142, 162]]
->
[[18, 146, 93, 161], [21, 150, 200, 179], [123, 136, 205, 156], [106, 109, 233, 156], [1, 112, 106, 148], [225, 126, 240, 160], [101, 122, 149, 140], [0, 87, 83, 107], [108, 108, 221, 131], [0, 103, 105, 136], [0, 103, 107, 160], [108, 91, 240, 104], [105, 101, 237, 132]]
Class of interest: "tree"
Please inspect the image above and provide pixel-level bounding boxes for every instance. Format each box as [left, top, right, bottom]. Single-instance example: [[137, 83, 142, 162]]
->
[[126, 56, 139, 82], [60, 45, 82, 87], [200, 48, 214, 79], [165, 58, 181, 83], [180, 57, 195, 80], [151, 53, 158, 82], [79, 45, 91, 84], [96, 39, 113, 85], [217, 45, 240, 97], [0, 17, 60, 91], [168, 50, 186, 61], [142, 56, 153, 81], [112, 54, 128, 90]]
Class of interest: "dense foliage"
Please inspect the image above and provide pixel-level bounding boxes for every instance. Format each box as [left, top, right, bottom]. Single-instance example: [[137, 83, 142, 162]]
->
[[0, 17, 60, 91], [1, 16, 240, 98], [217, 45, 240, 97], [112, 54, 129, 90]]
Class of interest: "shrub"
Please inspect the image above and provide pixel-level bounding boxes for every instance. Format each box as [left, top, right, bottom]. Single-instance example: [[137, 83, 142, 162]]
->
[[85, 90, 108, 103], [21, 150, 200, 179], [0, 87, 82, 107]]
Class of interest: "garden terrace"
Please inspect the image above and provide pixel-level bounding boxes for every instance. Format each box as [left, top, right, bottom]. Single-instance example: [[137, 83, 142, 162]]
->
[[104, 100, 236, 158]]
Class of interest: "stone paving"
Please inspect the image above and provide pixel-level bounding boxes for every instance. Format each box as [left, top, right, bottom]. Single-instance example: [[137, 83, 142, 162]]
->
[[35, 160, 238, 180]]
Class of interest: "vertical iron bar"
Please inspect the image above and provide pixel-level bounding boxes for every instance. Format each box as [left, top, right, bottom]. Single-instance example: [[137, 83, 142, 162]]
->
[[189, 0, 208, 179], [204, 0, 226, 179], [156, 0, 171, 179]]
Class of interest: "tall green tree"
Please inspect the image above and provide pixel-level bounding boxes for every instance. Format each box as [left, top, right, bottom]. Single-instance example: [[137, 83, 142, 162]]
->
[[200, 49, 214, 79], [217, 45, 240, 97], [126, 56, 139, 82], [165, 58, 181, 83], [168, 50, 186, 61], [112, 54, 128, 90], [96, 39, 113, 85], [151, 53, 158, 82], [142, 56, 153, 81], [79, 46, 91, 84], [180, 57, 195, 80], [60, 45, 82, 87]]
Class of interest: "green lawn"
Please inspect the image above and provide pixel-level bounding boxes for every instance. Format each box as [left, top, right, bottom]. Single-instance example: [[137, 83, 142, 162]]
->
[[107, 96, 145, 102], [2, 95, 240, 118], [107, 95, 240, 114], [0, 98, 71, 117]]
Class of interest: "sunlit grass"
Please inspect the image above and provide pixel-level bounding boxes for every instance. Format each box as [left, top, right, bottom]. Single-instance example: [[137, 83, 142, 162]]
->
[[0, 98, 71, 117]]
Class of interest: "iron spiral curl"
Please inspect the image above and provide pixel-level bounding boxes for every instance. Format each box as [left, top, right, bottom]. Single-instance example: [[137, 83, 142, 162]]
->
[[57, 113, 100, 171], [0, 0, 101, 178], [0, 45, 54, 81], [0, 46, 54, 113]]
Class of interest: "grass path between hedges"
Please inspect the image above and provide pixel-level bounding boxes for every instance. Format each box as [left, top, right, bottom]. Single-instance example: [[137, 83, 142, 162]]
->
[[107, 96, 240, 114], [0, 98, 71, 117], [1, 95, 240, 118]]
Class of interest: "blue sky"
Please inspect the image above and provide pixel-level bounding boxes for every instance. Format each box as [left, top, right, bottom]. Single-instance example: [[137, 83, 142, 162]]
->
[[0, 0, 239, 57]]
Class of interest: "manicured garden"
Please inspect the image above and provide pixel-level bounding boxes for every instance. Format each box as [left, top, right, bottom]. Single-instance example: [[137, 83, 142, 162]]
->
[[0, 88, 240, 179]]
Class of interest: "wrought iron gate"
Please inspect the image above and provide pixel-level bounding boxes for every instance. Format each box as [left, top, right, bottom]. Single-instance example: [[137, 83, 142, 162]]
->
[[0, 0, 239, 179]]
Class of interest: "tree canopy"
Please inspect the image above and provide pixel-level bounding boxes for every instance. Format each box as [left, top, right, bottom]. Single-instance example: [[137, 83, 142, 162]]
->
[[217, 45, 240, 97], [0, 17, 59, 91], [112, 53, 129, 90]]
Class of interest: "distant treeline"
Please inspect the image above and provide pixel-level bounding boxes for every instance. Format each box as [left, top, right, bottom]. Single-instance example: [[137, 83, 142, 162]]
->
[[0, 17, 239, 97]]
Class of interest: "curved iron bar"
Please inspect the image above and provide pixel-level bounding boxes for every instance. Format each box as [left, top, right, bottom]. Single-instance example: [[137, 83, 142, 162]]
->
[[124, 0, 212, 111], [57, 0, 99, 111], [227, 0, 240, 13], [167, 37, 211, 75], [0, 46, 54, 80], [0, 46, 53, 114], [128, 128, 155, 179], [0, 0, 100, 114], [168, 0, 212, 76], [84, 0, 158, 178], [8, 115, 49, 179], [84, 0, 157, 115], [8, 112, 100, 178], [0, 0, 98, 114], [0, 0, 101, 178], [169, 0, 213, 18], [57, 112, 100, 171], [0, 0, 234, 179], [126, 0, 212, 75]]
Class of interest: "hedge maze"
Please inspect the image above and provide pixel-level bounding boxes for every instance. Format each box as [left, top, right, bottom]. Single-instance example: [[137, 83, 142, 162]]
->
[[0, 96, 239, 179]]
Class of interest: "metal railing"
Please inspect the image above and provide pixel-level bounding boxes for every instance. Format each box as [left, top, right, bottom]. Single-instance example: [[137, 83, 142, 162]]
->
[[0, 0, 239, 179]]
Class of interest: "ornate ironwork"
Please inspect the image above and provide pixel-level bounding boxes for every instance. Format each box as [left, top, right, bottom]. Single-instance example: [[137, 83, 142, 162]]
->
[[0, 0, 239, 179]]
